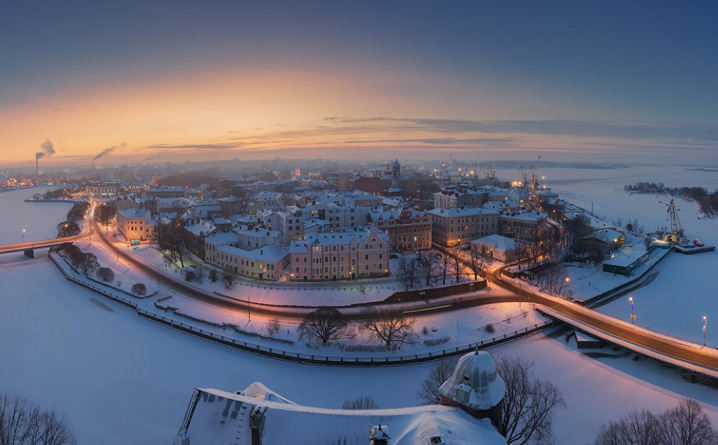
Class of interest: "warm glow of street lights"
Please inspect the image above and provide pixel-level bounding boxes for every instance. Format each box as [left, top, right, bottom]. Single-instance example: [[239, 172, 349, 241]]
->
[[629, 297, 635, 324], [703, 316, 708, 346]]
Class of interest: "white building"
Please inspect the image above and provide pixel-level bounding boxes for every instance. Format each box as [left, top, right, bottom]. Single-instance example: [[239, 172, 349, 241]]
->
[[428, 207, 500, 247], [175, 351, 507, 445]]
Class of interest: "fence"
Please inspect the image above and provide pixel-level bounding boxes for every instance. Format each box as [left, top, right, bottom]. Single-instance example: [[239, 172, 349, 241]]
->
[[48, 251, 551, 366]]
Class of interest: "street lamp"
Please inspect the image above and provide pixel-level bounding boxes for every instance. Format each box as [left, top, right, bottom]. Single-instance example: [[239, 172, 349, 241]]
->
[[22, 228, 26, 243], [703, 316, 708, 347], [629, 297, 635, 324]]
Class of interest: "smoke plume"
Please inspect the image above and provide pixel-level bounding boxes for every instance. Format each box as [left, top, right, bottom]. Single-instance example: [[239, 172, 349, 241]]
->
[[35, 139, 55, 160], [93, 142, 125, 161]]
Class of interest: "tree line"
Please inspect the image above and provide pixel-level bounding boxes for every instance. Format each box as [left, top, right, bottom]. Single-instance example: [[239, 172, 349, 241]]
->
[[626, 182, 718, 217]]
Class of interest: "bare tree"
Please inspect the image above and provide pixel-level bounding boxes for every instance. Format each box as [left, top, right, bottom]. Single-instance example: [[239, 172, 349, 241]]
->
[[266, 319, 281, 336], [395, 256, 413, 291], [0, 393, 76, 445], [496, 355, 565, 445], [298, 308, 352, 345], [468, 244, 487, 281], [536, 268, 569, 298], [594, 399, 718, 445], [360, 308, 416, 348], [595, 409, 661, 445], [438, 251, 451, 285], [417, 358, 458, 404], [657, 399, 716, 445], [342, 396, 379, 410], [448, 246, 464, 283], [222, 272, 234, 289], [416, 251, 438, 287]]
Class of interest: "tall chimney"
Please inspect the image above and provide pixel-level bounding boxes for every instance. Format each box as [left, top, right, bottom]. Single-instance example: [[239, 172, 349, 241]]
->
[[36, 158, 39, 176]]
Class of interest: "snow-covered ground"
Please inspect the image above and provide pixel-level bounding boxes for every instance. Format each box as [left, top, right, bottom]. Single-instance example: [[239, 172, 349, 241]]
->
[[0, 259, 715, 445], [0, 186, 72, 244], [2, 165, 718, 444], [62, 239, 544, 356]]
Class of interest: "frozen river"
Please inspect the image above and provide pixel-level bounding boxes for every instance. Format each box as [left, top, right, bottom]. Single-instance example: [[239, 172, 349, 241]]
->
[[0, 186, 73, 244]]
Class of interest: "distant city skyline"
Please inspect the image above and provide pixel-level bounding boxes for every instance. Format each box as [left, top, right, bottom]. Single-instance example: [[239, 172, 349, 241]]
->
[[2, 1, 717, 167]]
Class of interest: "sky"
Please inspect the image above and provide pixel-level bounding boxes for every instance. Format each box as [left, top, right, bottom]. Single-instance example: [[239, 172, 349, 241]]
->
[[1, 1, 717, 168]]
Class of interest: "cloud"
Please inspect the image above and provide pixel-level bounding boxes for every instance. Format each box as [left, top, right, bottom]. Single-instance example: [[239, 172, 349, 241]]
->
[[35, 139, 55, 160], [146, 142, 243, 151], [346, 137, 516, 145], [323, 116, 718, 143]]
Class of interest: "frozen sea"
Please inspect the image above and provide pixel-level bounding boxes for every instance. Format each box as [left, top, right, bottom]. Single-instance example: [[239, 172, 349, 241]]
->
[[0, 186, 73, 244]]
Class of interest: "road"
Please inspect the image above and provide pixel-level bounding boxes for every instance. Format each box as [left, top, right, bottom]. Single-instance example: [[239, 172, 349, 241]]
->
[[485, 269, 718, 370], [91, 218, 718, 373], [4, 207, 713, 374]]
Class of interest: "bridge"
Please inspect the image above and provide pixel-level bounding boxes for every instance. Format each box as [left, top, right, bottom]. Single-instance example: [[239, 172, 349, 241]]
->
[[0, 232, 90, 258], [8, 212, 715, 379]]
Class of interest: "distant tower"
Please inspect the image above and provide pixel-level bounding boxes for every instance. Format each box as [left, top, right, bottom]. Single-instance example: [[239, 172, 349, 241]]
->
[[439, 350, 506, 428], [391, 159, 401, 188]]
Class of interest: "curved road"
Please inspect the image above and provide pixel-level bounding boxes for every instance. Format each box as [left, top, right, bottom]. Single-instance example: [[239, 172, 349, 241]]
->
[[12, 213, 716, 373]]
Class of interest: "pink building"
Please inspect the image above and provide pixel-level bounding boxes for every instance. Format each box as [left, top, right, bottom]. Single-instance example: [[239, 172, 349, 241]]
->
[[288, 227, 390, 281]]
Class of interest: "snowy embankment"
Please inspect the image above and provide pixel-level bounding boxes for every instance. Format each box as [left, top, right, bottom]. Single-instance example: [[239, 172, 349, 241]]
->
[[55, 240, 549, 361], [2, 259, 716, 445]]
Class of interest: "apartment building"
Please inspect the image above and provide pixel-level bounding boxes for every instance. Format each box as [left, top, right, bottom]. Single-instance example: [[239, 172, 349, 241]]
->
[[288, 227, 389, 281]]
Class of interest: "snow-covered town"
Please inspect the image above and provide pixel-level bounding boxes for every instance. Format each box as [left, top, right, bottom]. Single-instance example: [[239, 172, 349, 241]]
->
[[2, 3, 718, 445]]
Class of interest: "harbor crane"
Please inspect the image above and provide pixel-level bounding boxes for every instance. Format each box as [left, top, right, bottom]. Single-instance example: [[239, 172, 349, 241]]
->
[[666, 199, 684, 243]]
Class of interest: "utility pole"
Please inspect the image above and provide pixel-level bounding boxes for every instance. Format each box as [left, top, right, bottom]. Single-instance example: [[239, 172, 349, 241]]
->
[[703, 316, 708, 347]]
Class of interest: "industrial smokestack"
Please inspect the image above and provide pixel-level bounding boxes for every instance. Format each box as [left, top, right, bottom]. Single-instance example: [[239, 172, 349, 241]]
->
[[34, 139, 55, 175]]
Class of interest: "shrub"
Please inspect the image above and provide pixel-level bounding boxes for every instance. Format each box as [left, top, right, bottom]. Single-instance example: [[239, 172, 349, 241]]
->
[[96, 267, 115, 282], [184, 270, 197, 282], [485, 323, 495, 333], [131, 283, 147, 296]]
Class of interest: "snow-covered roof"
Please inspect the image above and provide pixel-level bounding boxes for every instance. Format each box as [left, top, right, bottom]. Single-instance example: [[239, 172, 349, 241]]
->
[[439, 351, 506, 412], [587, 228, 624, 244], [428, 207, 498, 218], [118, 208, 155, 225], [289, 228, 387, 253], [204, 231, 238, 246], [177, 385, 506, 445], [603, 247, 649, 267], [218, 244, 289, 263], [184, 221, 216, 237], [499, 211, 546, 222], [472, 234, 518, 252]]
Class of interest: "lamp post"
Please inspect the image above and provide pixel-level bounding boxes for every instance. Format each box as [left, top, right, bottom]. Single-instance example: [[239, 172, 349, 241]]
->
[[629, 297, 635, 324], [22, 228, 25, 243], [703, 316, 708, 347]]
